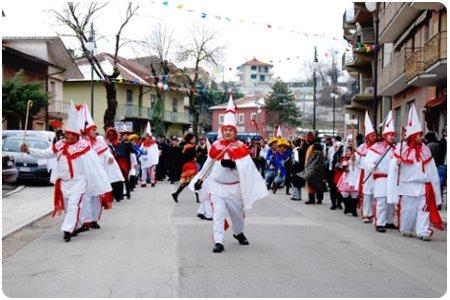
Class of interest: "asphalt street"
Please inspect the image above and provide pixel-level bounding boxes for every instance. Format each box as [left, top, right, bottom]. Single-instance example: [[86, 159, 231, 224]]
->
[[2, 181, 447, 297]]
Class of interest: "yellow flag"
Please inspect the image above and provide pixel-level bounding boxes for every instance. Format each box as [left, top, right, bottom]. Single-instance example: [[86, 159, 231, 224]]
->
[[176, 4, 183, 9]]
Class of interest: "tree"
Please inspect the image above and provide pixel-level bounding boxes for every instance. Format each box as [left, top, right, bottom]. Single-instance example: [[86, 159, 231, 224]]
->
[[176, 24, 225, 137], [265, 80, 301, 128], [51, 2, 139, 129], [2, 70, 49, 129]]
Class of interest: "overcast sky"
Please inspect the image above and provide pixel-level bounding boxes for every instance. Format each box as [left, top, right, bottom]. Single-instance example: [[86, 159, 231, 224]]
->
[[2, 0, 353, 81]]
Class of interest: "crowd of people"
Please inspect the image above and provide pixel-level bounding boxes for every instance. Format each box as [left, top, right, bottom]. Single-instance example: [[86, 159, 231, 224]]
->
[[20, 97, 446, 249]]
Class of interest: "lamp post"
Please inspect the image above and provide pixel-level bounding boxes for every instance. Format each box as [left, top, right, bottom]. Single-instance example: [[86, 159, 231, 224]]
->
[[330, 92, 338, 136], [312, 46, 319, 131], [86, 23, 97, 118], [366, 2, 379, 125]]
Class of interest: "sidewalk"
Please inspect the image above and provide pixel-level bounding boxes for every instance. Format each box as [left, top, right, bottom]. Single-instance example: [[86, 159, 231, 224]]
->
[[2, 185, 53, 237]]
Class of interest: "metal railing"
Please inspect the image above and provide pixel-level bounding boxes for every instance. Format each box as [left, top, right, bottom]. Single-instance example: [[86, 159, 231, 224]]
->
[[342, 52, 354, 67], [116, 104, 153, 120], [378, 47, 406, 91], [357, 27, 375, 44], [359, 78, 374, 94], [404, 47, 424, 82], [48, 100, 70, 115], [424, 31, 447, 70]]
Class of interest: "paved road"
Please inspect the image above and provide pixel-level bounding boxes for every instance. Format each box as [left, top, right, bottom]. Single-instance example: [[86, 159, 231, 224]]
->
[[2, 182, 446, 297]]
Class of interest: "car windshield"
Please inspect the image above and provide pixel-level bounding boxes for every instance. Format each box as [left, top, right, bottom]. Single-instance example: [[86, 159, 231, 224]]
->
[[2, 139, 49, 152]]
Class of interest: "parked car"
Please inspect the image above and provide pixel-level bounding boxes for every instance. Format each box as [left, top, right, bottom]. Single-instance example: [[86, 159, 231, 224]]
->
[[2, 154, 19, 184], [2, 130, 55, 143], [2, 136, 53, 184], [205, 132, 263, 143]]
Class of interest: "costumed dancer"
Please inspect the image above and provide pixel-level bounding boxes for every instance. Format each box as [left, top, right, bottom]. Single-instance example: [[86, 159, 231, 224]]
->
[[356, 111, 377, 223], [189, 95, 269, 253], [20, 102, 111, 242], [171, 133, 198, 203], [79, 104, 124, 229], [364, 111, 397, 232], [139, 122, 160, 187], [196, 134, 215, 221], [336, 146, 359, 217], [272, 137, 292, 194], [387, 105, 443, 240], [264, 137, 279, 190]]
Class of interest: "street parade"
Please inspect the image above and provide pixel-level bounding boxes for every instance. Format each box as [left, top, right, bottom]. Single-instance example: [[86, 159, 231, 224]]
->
[[2, 1, 447, 298]]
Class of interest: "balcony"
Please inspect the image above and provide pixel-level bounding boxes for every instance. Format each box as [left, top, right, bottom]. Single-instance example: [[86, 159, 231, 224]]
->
[[116, 104, 153, 120], [405, 47, 424, 82], [48, 100, 70, 119], [378, 48, 407, 96], [424, 31, 447, 70], [379, 3, 422, 43], [352, 78, 374, 102], [356, 27, 375, 44], [162, 110, 193, 124]]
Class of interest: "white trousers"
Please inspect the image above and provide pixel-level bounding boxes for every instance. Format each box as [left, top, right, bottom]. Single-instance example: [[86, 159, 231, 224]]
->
[[80, 195, 102, 224], [61, 193, 84, 233], [374, 197, 395, 227], [210, 194, 245, 244], [398, 195, 432, 238], [362, 193, 374, 220], [141, 165, 156, 184], [197, 197, 213, 219]]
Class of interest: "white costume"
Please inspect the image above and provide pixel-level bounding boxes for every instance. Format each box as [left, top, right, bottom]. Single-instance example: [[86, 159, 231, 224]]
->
[[356, 111, 376, 222], [363, 111, 396, 228], [26, 102, 111, 235], [196, 137, 213, 219], [189, 96, 268, 247], [78, 104, 123, 225], [139, 122, 160, 186], [387, 105, 443, 239]]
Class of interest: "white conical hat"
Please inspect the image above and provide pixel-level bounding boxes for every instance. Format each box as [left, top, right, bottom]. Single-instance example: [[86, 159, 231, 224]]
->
[[276, 125, 283, 138], [221, 95, 237, 130], [405, 104, 422, 138], [119, 122, 132, 133], [145, 121, 152, 136], [65, 100, 82, 135], [79, 103, 96, 132], [364, 111, 375, 138], [382, 111, 395, 135]]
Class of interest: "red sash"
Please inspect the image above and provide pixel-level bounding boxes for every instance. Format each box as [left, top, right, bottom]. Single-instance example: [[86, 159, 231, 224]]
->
[[425, 182, 443, 230]]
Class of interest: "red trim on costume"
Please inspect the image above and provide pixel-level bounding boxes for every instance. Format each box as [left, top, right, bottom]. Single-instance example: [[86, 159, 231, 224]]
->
[[209, 139, 250, 160], [100, 192, 113, 210], [397, 197, 401, 232], [52, 179, 65, 217], [373, 173, 387, 179], [425, 182, 444, 230], [97, 147, 108, 155], [142, 140, 156, 147]]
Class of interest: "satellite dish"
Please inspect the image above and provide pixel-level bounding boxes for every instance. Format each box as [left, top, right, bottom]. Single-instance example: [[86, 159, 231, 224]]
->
[[365, 2, 377, 12]]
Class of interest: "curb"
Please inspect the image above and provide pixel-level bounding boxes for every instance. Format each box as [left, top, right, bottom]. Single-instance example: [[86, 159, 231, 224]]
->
[[3, 185, 26, 197], [2, 210, 53, 239]]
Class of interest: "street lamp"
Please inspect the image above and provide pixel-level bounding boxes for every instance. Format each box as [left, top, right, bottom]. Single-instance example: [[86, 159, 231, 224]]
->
[[86, 23, 97, 118], [312, 46, 319, 131], [366, 2, 379, 125], [330, 92, 338, 136]]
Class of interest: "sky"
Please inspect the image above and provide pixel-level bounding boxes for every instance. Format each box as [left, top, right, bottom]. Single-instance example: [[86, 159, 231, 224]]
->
[[2, 0, 353, 82]]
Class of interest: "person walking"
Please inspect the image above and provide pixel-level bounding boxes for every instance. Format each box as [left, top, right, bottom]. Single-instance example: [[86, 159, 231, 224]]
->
[[301, 142, 327, 204], [172, 133, 198, 203], [139, 122, 160, 187]]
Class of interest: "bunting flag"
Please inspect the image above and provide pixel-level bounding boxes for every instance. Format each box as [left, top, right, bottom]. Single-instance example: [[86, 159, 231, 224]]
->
[[176, 4, 183, 9], [162, 1, 169, 5]]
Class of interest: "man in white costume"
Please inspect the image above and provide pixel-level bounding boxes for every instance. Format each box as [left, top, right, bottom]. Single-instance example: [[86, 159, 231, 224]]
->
[[20, 102, 111, 242], [356, 111, 377, 223], [139, 122, 160, 187], [364, 111, 397, 232], [78, 104, 124, 229], [387, 105, 443, 240], [189, 96, 269, 253]]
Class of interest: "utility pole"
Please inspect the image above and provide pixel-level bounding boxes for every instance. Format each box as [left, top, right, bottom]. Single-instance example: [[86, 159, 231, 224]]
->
[[87, 23, 97, 118], [313, 46, 318, 131]]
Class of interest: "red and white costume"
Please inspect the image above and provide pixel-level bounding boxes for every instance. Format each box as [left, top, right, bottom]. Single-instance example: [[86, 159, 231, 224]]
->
[[337, 157, 359, 199], [139, 122, 159, 186], [78, 104, 123, 224], [356, 111, 376, 222], [387, 105, 443, 238], [27, 102, 111, 234], [364, 111, 396, 228], [189, 96, 268, 245]]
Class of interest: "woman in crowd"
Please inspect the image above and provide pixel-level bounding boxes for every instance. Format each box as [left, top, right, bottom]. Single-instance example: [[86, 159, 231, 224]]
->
[[336, 146, 359, 217]]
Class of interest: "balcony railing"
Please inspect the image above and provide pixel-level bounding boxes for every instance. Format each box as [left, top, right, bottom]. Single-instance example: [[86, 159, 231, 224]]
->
[[48, 100, 70, 116], [342, 52, 354, 67], [404, 48, 424, 82], [359, 78, 374, 94], [163, 110, 193, 124], [116, 104, 153, 120], [378, 48, 406, 91], [424, 31, 447, 70], [357, 27, 375, 44]]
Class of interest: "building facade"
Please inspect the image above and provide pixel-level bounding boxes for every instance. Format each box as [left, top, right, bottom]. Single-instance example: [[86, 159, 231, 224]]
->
[[236, 58, 274, 96]]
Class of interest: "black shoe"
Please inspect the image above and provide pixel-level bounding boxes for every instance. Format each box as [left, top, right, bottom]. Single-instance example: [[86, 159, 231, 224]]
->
[[171, 181, 174, 184], [205, 217, 213, 221], [337, 204, 343, 209], [385, 223, 398, 230], [151, 183, 155, 187], [290, 197, 301, 201], [305, 200, 316, 205], [316, 200, 322, 204], [141, 184, 147, 188], [330, 206, 337, 210], [212, 243, 224, 253], [71, 224, 90, 236], [172, 193, 179, 203], [63, 231, 71, 242], [376, 226, 386, 233], [233, 233, 250, 245], [197, 213, 206, 220], [90, 222, 101, 229], [116, 198, 122, 202]]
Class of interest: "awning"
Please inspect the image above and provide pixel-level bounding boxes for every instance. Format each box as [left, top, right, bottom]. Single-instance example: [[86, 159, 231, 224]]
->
[[425, 94, 446, 108]]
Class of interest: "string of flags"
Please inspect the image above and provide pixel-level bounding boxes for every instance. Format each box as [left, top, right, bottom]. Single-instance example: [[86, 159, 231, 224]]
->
[[353, 42, 381, 53], [148, 0, 342, 42]]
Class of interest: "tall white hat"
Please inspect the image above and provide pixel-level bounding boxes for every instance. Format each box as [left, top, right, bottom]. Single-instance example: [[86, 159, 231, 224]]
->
[[79, 103, 96, 133], [145, 121, 152, 136], [405, 104, 422, 138], [364, 111, 375, 138], [65, 100, 83, 135], [276, 125, 283, 138], [221, 95, 237, 131], [382, 111, 395, 135]]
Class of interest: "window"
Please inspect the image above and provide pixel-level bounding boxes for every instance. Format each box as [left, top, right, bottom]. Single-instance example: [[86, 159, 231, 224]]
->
[[238, 113, 244, 124], [251, 66, 257, 71], [260, 75, 265, 82], [382, 43, 393, 68], [219, 114, 225, 124], [172, 98, 178, 112], [151, 94, 157, 107], [50, 81, 56, 102], [126, 90, 133, 105], [251, 74, 257, 79], [395, 107, 401, 137], [251, 113, 257, 120]]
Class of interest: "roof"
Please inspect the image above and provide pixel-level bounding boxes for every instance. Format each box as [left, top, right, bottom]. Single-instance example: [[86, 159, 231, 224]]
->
[[131, 56, 178, 74], [239, 58, 273, 68], [3, 45, 56, 67], [3, 36, 83, 79], [209, 95, 266, 110]]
